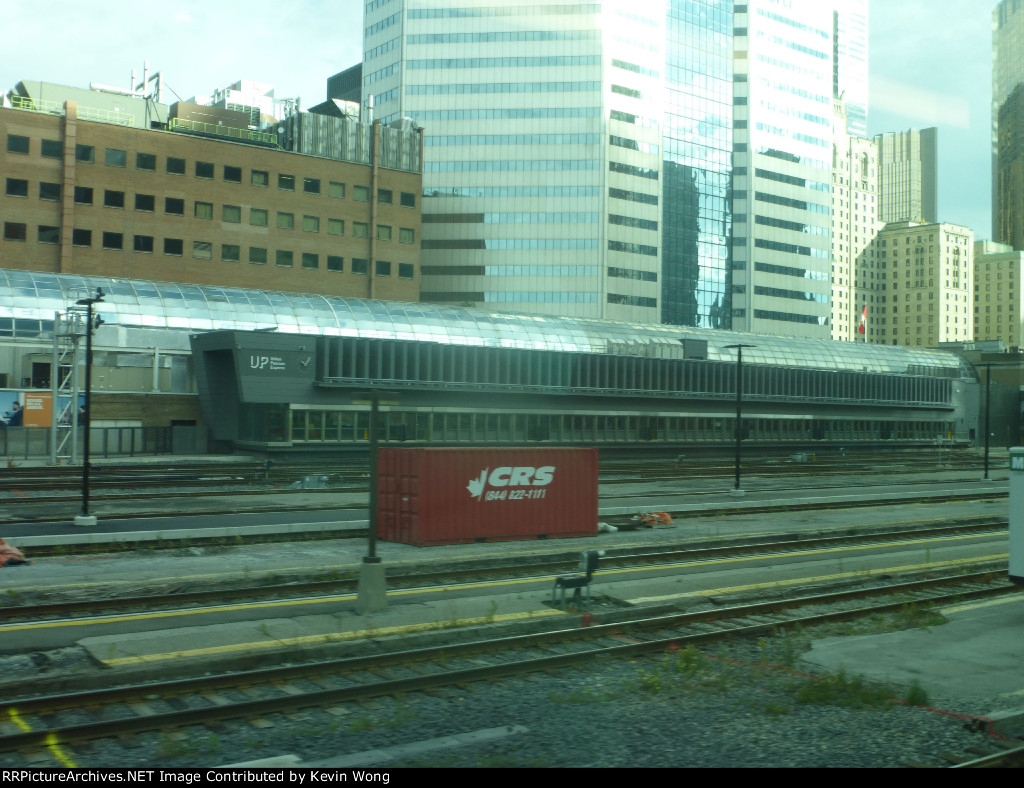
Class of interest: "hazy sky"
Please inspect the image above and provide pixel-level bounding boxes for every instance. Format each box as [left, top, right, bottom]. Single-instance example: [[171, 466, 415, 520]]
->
[[0, 0, 995, 239]]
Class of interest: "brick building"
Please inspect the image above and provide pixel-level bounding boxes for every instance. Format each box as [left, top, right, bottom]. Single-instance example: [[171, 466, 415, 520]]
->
[[0, 96, 422, 302]]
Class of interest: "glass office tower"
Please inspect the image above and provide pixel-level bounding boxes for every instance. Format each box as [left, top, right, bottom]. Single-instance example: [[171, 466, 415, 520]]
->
[[833, 0, 869, 138], [731, 0, 834, 339], [661, 0, 734, 328], [994, 0, 1024, 248], [361, 0, 733, 325]]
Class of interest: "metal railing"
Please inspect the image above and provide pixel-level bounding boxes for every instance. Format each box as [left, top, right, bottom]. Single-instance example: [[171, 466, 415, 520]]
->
[[168, 117, 278, 145], [8, 95, 137, 126], [0, 426, 207, 460]]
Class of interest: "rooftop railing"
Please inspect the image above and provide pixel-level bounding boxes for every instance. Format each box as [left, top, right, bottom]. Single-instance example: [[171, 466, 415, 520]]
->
[[8, 94, 137, 126], [168, 117, 278, 146]]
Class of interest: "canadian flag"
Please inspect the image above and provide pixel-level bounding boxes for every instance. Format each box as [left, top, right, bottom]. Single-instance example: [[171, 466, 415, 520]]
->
[[858, 305, 867, 335]]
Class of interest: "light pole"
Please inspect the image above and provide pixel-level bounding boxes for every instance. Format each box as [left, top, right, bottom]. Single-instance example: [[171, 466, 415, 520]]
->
[[352, 390, 399, 614], [74, 288, 104, 526], [983, 363, 992, 481], [725, 344, 755, 497]]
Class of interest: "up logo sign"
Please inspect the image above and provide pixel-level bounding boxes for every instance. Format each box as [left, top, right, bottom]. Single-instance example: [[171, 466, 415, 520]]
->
[[467, 466, 555, 502]]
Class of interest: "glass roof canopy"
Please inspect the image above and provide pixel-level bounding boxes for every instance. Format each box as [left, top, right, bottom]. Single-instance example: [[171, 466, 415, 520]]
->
[[0, 269, 973, 377]]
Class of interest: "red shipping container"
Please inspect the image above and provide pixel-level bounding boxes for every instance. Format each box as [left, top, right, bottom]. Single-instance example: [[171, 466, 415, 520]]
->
[[376, 447, 599, 546]]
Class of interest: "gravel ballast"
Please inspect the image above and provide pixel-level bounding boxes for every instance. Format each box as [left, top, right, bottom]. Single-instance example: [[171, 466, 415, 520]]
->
[[33, 632, 1015, 770]]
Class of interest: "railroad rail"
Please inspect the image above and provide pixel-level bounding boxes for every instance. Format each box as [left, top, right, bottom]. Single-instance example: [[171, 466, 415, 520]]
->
[[948, 743, 1024, 768], [0, 572, 1018, 765], [0, 449, 996, 493]]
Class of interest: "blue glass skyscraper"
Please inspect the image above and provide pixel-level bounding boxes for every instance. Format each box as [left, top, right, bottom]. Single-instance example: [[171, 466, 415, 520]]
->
[[661, 0, 734, 328], [362, 0, 735, 327]]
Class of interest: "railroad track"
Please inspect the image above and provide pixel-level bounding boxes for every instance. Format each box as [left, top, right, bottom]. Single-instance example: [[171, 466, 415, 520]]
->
[[947, 743, 1024, 767], [0, 470, 1008, 520], [1, 572, 1018, 766], [0, 451, 995, 494], [1, 518, 1010, 622]]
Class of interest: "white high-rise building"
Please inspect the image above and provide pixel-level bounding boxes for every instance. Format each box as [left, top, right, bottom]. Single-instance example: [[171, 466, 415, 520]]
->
[[731, 0, 835, 339], [833, 0, 869, 138], [831, 98, 881, 342], [360, 0, 734, 325], [974, 240, 1024, 347]]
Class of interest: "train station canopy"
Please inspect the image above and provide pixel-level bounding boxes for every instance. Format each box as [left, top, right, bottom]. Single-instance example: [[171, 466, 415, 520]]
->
[[0, 269, 973, 378]]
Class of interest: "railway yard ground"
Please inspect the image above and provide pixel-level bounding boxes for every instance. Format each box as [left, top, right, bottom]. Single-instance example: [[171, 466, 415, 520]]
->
[[1, 449, 1024, 768]]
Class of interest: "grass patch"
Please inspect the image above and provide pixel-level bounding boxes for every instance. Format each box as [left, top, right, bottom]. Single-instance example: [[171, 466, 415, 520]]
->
[[794, 669, 896, 708], [902, 681, 929, 707], [547, 688, 614, 704]]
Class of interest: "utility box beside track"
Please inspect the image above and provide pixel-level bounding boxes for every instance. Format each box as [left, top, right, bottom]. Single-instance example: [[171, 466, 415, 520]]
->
[[1010, 447, 1024, 585], [376, 447, 599, 546]]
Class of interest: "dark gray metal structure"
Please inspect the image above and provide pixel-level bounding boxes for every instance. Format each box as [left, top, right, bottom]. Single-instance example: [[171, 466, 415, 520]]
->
[[0, 269, 982, 456], [187, 297, 977, 454]]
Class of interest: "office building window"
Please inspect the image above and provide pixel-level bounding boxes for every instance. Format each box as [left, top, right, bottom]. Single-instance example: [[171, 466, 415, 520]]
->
[[327, 255, 344, 272], [135, 194, 155, 212], [39, 182, 61, 201], [164, 238, 183, 256], [6, 135, 29, 154], [165, 197, 185, 215], [250, 208, 268, 226], [276, 250, 293, 267], [329, 182, 346, 198], [75, 144, 94, 163], [376, 260, 392, 276], [105, 148, 127, 167], [303, 215, 319, 233], [224, 165, 242, 183], [193, 241, 213, 259], [167, 157, 186, 175], [400, 192, 416, 208], [302, 252, 319, 269], [5, 179, 28, 197], [400, 228, 415, 244], [195, 201, 214, 219], [249, 247, 268, 265], [136, 152, 157, 171], [277, 212, 294, 230], [72, 229, 92, 247], [222, 244, 241, 262], [376, 225, 392, 241], [3, 223, 26, 241], [74, 186, 93, 204], [104, 190, 125, 208], [252, 170, 268, 187], [102, 231, 124, 250], [399, 263, 414, 279], [328, 219, 345, 236], [41, 139, 62, 158], [37, 226, 59, 244], [278, 174, 295, 191], [133, 235, 154, 253], [195, 161, 214, 179], [353, 222, 368, 238], [223, 205, 242, 223], [354, 185, 369, 202], [378, 189, 393, 205], [352, 258, 369, 274], [304, 178, 321, 195]]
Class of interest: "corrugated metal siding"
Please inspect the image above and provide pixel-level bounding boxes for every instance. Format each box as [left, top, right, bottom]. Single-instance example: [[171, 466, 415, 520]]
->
[[278, 114, 420, 173], [377, 448, 598, 546]]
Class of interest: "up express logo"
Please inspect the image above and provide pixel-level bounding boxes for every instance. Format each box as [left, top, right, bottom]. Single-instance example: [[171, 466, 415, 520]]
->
[[249, 355, 287, 372], [467, 466, 555, 502]]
